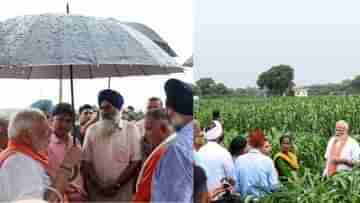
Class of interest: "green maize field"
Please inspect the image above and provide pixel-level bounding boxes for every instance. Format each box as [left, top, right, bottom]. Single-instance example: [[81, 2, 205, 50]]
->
[[195, 96, 360, 203]]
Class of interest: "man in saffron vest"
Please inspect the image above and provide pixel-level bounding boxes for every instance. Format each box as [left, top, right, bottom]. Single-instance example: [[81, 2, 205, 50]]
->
[[132, 108, 174, 202], [0, 109, 82, 202], [324, 120, 360, 176], [151, 78, 194, 202]]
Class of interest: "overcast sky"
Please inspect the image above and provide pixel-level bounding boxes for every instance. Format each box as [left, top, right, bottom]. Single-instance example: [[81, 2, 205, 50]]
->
[[194, 0, 360, 88], [0, 0, 193, 110]]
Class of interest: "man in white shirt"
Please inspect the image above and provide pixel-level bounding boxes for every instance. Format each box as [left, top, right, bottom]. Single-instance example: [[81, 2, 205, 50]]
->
[[323, 120, 360, 176], [0, 109, 81, 202], [197, 120, 235, 192]]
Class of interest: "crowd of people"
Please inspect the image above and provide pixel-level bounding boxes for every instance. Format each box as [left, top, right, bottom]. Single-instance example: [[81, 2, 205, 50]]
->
[[0, 77, 359, 203], [0, 78, 194, 203], [193, 111, 360, 202]]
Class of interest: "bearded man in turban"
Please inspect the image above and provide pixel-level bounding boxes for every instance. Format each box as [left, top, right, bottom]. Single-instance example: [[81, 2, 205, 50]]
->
[[81, 89, 142, 202]]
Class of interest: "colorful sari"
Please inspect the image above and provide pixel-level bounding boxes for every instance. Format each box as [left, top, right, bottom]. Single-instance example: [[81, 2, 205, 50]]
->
[[274, 151, 299, 181]]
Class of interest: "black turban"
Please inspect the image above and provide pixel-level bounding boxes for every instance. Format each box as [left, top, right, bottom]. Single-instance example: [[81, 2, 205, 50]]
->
[[164, 79, 193, 116]]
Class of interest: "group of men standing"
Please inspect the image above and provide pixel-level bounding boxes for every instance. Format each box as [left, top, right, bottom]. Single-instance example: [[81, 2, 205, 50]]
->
[[0, 78, 194, 203]]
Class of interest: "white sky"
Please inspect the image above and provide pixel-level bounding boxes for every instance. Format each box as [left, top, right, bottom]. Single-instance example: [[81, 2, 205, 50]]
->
[[0, 0, 193, 111], [194, 0, 360, 88]]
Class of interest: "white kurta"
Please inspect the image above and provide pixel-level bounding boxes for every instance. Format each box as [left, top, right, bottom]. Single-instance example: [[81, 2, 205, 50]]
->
[[197, 141, 235, 191], [0, 153, 51, 201], [324, 136, 360, 174]]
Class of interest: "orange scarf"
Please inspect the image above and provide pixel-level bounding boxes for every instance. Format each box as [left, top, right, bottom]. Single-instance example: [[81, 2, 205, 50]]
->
[[0, 140, 68, 202], [132, 134, 176, 202], [326, 137, 348, 176], [132, 145, 167, 202]]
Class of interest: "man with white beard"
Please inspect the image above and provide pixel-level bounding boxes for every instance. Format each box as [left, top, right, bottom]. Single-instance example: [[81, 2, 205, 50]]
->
[[81, 89, 142, 202]]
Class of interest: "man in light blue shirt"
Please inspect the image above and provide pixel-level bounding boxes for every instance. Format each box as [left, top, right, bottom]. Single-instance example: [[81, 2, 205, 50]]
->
[[234, 129, 278, 198], [151, 78, 194, 202]]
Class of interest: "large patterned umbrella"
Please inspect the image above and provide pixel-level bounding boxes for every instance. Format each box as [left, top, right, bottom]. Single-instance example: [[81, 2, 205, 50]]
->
[[0, 13, 183, 143]]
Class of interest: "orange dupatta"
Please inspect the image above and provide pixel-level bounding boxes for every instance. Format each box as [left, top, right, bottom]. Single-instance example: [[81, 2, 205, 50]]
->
[[132, 145, 167, 202], [132, 134, 176, 202], [0, 140, 69, 202], [325, 137, 348, 176]]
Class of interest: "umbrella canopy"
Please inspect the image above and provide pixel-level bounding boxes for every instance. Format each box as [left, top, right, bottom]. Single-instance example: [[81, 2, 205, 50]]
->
[[123, 22, 178, 57], [183, 55, 193, 67], [0, 14, 183, 79]]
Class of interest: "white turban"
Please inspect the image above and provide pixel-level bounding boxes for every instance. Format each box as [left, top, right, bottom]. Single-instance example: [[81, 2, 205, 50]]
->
[[205, 120, 223, 141]]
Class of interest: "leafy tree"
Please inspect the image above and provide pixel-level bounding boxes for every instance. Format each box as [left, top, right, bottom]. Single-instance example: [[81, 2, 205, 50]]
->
[[351, 75, 360, 90], [257, 65, 294, 96], [213, 83, 229, 95], [196, 78, 216, 95], [192, 84, 201, 96]]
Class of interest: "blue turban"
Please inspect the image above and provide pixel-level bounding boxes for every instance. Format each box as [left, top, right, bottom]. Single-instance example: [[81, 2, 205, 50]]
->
[[98, 89, 124, 110], [164, 79, 193, 116], [30, 99, 53, 113]]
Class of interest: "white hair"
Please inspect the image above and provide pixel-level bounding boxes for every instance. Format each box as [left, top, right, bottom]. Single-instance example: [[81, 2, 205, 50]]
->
[[336, 120, 349, 130], [8, 109, 47, 139]]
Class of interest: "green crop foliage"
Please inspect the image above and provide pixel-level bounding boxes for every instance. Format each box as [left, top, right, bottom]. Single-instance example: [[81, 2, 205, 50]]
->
[[195, 96, 360, 202]]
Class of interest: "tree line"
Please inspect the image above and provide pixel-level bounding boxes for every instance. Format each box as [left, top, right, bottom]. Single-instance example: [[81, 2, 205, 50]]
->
[[193, 65, 360, 97]]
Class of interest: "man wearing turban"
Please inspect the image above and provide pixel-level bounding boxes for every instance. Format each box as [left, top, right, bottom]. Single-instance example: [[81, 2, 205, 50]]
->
[[30, 99, 53, 119], [234, 129, 278, 198], [81, 89, 142, 202], [197, 120, 235, 194], [150, 79, 194, 202]]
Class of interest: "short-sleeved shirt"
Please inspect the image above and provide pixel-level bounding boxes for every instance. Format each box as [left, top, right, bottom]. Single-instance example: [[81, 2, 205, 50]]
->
[[0, 153, 51, 201], [324, 136, 360, 173], [82, 119, 142, 201]]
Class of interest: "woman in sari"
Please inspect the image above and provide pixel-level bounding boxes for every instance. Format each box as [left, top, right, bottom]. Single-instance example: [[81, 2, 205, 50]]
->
[[273, 135, 299, 181]]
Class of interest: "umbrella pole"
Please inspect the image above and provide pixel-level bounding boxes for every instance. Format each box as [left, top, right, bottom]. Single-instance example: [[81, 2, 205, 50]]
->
[[70, 64, 76, 145], [108, 77, 111, 89]]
